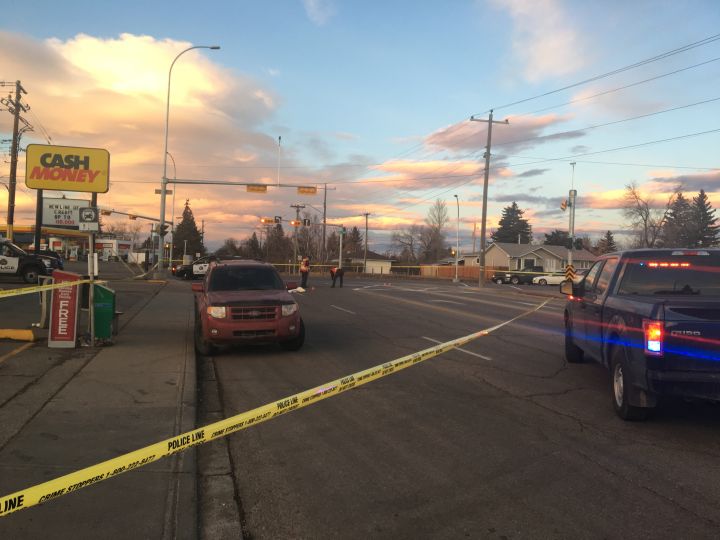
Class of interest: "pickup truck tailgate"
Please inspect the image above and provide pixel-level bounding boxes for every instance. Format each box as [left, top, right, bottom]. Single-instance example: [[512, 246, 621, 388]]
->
[[663, 302, 720, 370]]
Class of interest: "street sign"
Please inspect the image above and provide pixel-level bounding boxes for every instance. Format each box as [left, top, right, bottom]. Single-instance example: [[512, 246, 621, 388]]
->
[[25, 144, 110, 193], [297, 186, 317, 195], [42, 197, 90, 228], [247, 185, 268, 193], [154, 189, 173, 195], [565, 264, 576, 281], [78, 207, 99, 231]]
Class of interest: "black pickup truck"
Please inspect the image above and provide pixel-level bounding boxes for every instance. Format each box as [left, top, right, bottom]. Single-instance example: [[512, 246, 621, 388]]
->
[[562, 248, 720, 420]]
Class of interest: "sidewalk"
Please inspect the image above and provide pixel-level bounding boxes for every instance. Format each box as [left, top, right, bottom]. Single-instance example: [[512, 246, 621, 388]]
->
[[0, 279, 197, 539]]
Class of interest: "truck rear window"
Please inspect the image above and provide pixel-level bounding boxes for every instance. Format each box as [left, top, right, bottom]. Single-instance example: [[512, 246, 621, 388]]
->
[[618, 253, 720, 296], [208, 266, 285, 291]]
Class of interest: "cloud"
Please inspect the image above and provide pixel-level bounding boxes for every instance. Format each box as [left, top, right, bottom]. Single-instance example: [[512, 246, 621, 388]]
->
[[515, 168, 548, 178], [366, 159, 482, 190], [647, 170, 720, 193], [425, 113, 576, 154], [303, 0, 336, 26], [490, 0, 586, 82], [570, 145, 590, 154]]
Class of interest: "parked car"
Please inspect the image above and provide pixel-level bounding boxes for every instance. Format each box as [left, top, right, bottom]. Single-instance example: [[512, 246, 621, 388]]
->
[[491, 266, 545, 285], [0, 240, 55, 283], [36, 250, 64, 270], [562, 248, 720, 420], [532, 273, 568, 285], [176, 255, 217, 279], [192, 259, 305, 355]]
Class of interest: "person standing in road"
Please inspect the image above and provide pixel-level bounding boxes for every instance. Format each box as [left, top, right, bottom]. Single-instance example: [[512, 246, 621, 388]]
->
[[300, 256, 310, 288], [330, 266, 344, 288]]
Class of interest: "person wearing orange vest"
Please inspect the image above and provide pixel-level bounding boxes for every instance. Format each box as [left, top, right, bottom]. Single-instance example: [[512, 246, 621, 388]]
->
[[330, 266, 344, 288], [300, 256, 310, 288]]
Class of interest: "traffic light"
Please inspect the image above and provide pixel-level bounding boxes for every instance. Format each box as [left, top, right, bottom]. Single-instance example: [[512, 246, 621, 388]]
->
[[340, 226, 346, 236], [159, 223, 169, 237], [274, 216, 282, 224], [128, 214, 137, 220], [302, 218, 311, 227], [101, 209, 112, 216], [560, 199, 568, 211], [260, 217, 273, 224], [574, 238, 584, 250], [290, 220, 301, 227]]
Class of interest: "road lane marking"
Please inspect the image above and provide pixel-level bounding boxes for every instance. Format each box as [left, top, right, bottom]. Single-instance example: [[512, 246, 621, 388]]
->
[[330, 305, 356, 315], [422, 337, 492, 361], [428, 299, 465, 305], [0, 342, 34, 366], [0, 298, 548, 517]]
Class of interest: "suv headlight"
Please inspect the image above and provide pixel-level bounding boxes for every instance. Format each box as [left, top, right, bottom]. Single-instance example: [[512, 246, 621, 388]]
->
[[281, 303, 298, 317], [207, 306, 226, 319]]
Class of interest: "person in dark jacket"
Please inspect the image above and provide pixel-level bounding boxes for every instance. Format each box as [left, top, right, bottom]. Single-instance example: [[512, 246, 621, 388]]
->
[[330, 266, 344, 288], [300, 257, 310, 288]]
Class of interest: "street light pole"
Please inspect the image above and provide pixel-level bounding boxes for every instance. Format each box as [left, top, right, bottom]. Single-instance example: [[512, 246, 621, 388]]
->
[[453, 194, 460, 283], [166, 151, 177, 269], [158, 44, 219, 276]]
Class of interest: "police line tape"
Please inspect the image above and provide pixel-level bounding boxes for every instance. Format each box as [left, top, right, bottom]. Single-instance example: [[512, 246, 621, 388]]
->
[[0, 279, 106, 300], [0, 298, 550, 517]]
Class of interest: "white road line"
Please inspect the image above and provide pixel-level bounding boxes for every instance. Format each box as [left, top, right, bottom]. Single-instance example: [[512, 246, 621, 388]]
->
[[428, 299, 465, 305], [422, 336, 492, 361], [330, 305, 356, 315]]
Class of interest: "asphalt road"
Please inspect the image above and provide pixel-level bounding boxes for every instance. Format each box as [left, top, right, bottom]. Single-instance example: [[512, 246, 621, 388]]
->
[[203, 277, 720, 539]]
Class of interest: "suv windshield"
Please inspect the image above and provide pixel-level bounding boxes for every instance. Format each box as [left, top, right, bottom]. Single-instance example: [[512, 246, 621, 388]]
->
[[618, 253, 720, 296], [208, 266, 284, 291]]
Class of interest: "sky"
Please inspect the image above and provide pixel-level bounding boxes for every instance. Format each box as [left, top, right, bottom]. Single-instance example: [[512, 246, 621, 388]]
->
[[1, 0, 719, 253]]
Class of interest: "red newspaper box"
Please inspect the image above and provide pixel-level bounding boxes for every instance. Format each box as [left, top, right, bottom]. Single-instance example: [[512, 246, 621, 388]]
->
[[49, 270, 81, 348]]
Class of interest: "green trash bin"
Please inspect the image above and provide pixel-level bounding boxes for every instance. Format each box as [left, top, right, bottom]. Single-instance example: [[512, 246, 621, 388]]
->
[[93, 284, 116, 339]]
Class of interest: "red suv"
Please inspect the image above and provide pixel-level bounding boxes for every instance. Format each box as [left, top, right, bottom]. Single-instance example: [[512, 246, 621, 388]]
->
[[191, 260, 304, 354]]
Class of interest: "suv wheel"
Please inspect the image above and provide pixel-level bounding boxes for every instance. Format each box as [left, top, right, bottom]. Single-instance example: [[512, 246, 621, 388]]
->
[[22, 266, 40, 284], [564, 318, 584, 363], [538, 278, 547, 285], [495, 278, 504, 285], [194, 316, 217, 356], [280, 319, 305, 351], [510, 276, 520, 285], [610, 346, 648, 421]]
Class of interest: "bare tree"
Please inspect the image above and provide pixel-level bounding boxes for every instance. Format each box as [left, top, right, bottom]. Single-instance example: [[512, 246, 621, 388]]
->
[[391, 224, 422, 263], [623, 182, 679, 248]]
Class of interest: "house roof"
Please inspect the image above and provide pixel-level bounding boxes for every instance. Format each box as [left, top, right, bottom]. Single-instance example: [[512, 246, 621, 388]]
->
[[485, 242, 596, 261]]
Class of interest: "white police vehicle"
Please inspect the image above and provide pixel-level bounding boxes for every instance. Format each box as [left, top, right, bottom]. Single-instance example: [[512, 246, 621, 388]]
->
[[0, 239, 56, 283]]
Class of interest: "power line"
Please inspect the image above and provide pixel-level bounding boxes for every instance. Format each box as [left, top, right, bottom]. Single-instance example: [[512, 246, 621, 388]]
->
[[483, 32, 720, 113]]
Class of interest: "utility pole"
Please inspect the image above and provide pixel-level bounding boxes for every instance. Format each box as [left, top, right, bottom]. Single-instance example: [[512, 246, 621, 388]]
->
[[363, 212, 370, 273], [470, 110, 509, 287], [277, 136, 281, 186], [291, 203, 305, 273], [322, 184, 327, 264], [472, 222, 477, 255], [2, 81, 28, 242]]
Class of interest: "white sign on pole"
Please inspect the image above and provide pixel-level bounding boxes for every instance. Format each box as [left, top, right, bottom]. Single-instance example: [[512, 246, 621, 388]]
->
[[42, 198, 91, 228]]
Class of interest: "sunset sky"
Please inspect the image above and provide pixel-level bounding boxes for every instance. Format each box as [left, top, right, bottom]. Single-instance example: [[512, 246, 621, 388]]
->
[[1, 0, 719, 252]]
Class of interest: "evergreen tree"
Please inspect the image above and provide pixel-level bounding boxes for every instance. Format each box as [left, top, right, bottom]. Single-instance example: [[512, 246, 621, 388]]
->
[[595, 230, 618, 254], [692, 189, 720, 247], [346, 226, 363, 257], [266, 224, 292, 262], [173, 200, 205, 258], [661, 192, 693, 247], [543, 229, 569, 246], [491, 202, 532, 244], [245, 232, 262, 259]]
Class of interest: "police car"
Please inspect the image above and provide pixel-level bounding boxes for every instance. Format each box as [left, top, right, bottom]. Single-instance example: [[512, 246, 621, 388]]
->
[[175, 255, 218, 280], [0, 239, 57, 283]]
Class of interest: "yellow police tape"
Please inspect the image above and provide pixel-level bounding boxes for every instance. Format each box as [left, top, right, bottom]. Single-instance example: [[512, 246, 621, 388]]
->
[[0, 279, 105, 300], [0, 299, 550, 517]]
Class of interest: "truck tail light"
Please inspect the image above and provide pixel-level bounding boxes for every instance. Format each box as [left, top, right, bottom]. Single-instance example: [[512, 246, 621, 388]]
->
[[643, 319, 664, 356]]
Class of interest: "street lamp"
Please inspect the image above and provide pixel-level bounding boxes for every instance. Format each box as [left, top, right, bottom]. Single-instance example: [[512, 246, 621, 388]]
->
[[453, 194, 460, 283], [157, 44, 220, 275]]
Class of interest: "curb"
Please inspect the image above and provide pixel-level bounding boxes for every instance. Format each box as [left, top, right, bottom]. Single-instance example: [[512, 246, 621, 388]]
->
[[0, 329, 36, 342]]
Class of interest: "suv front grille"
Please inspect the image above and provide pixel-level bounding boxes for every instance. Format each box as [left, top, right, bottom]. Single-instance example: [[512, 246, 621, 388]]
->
[[230, 306, 278, 321], [233, 329, 277, 338]]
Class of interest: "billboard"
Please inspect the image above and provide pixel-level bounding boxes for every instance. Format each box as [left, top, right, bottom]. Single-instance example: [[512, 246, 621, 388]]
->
[[25, 144, 110, 193], [42, 197, 91, 228]]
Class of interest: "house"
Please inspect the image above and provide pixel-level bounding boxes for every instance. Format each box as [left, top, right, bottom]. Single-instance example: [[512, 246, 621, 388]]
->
[[478, 242, 596, 272], [348, 250, 394, 274]]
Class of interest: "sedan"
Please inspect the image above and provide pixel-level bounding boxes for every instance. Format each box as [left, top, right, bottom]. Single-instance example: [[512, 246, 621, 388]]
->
[[532, 273, 569, 285]]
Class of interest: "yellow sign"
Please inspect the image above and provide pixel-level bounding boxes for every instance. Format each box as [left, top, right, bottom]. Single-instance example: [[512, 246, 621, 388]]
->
[[297, 186, 317, 195], [25, 144, 110, 193], [246, 184, 268, 193]]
